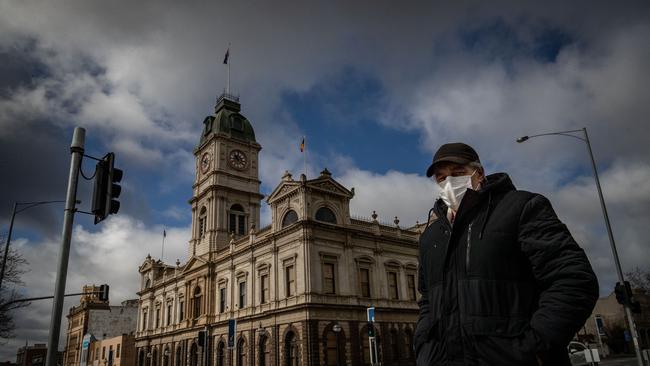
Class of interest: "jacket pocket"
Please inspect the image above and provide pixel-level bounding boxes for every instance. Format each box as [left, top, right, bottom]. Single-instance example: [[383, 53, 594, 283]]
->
[[463, 317, 538, 366]]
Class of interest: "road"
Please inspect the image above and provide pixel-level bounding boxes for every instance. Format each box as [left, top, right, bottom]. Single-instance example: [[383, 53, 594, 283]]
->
[[595, 356, 642, 366]]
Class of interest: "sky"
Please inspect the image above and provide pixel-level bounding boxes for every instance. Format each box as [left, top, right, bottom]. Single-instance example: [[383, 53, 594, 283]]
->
[[1, 0, 650, 360]]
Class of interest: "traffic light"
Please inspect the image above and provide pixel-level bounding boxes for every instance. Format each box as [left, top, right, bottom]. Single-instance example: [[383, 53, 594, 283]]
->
[[367, 322, 375, 337], [198, 331, 206, 347], [92, 153, 123, 224], [99, 284, 109, 302], [615, 282, 630, 305]]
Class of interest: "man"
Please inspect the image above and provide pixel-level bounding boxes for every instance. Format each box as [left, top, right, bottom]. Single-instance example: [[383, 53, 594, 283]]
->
[[415, 142, 599, 366]]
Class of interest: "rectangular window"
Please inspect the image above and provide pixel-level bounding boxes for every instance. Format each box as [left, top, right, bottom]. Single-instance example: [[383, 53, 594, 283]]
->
[[388, 271, 399, 300], [116, 344, 120, 358], [102, 347, 105, 360], [359, 268, 371, 298], [286, 265, 295, 297], [167, 303, 173, 325], [229, 214, 236, 234], [142, 310, 148, 331], [407, 274, 416, 301], [238, 215, 245, 235], [239, 281, 247, 308], [323, 263, 336, 294], [199, 217, 206, 238], [260, 274, 269, 304], [179, 300, 184, 321], [220, 287, 226, 313], [155, 308, 161, 328]]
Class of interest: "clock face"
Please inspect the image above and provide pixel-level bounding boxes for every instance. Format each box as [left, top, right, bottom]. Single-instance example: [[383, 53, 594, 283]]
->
[[229, 149, 248, 170], [200, 153, 211, 173]]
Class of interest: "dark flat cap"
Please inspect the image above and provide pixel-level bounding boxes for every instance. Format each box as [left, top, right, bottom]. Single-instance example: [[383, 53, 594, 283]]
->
[[425, 142, 481, 177]]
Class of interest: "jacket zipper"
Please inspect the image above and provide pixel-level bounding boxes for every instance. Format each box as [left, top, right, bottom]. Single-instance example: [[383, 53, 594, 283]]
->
[[466, 222, 473, 272]]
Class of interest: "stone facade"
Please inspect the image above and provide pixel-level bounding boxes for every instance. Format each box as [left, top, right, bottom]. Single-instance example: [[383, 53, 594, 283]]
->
[[88, 334, 136, 366], [63, 286, 138, 366], [134, 95, 422, 366]]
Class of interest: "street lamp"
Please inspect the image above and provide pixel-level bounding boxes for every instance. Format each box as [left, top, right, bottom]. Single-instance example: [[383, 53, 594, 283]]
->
[[517, 127, 643, 366], [1, 200, 70, 290]]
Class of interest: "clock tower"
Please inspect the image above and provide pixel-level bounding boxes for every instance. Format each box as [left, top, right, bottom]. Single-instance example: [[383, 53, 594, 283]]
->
[[189, 93, 263, 258]]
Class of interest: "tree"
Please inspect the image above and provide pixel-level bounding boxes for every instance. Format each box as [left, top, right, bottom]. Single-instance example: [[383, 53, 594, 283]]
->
[[625, 266, 650, 293], [0, 245, 30, 340]]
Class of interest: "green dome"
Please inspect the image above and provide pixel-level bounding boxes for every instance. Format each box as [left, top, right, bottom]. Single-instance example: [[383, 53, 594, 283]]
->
[[199, 94, 256, 146]]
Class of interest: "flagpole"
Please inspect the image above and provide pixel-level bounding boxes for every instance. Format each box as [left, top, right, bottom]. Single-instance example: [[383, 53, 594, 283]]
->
[[161, 228, 166, 262], [227, 43, 231, 95], [303, 136, 307, 177]]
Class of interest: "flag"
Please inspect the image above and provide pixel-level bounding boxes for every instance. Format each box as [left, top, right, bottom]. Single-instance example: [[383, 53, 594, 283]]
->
[[300, 137, 305, 152], [223, 48, 229, 64], [163, 229, 166, 238]]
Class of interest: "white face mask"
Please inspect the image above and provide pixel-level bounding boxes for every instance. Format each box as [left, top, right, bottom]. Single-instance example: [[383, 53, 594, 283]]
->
[[437, 170, 477, 211]]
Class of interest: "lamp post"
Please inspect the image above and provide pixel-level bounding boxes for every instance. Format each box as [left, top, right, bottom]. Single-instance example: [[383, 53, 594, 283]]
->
[[1, 200, 67, 290], [517, 127, 643, 366]]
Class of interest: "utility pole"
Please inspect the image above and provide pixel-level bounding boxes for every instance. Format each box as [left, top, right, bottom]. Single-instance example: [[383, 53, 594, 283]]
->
[[45, 127, 85, 366]]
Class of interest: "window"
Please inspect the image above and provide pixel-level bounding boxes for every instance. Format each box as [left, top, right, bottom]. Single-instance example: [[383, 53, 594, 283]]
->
[[260, 274, 269, 304], [216, 342, 225, 366], [237, 338, 247, 366], [229, 204, 246, 235], [315, 207, 337, 224], [142, 309, 148, 331], [285, 264, 295, 297], [282, 210, 298, 227], [323, 263, 336, 294], [175, 347, 182, 366], [387, 271, 399, 300], [155, 307, 161, 328], [219, 287, 226, 313], [198, 207, 207, 238], [239, 281, 247, 308], [167, 302, 173, 325], [102, 347, 106, 360], [326, 331, 337, 366], [285, 331, 299, 366], [117, 344, 121, 358], [179, 299, 184, 321], [407, 274, 416, 301], [259, 335, 270, 366], [359, 268, 371, 298], [193, 287, 202, 319], [404, 329, 413, 359], [361, 327, 371, 365], [390, 329, 399, 360]]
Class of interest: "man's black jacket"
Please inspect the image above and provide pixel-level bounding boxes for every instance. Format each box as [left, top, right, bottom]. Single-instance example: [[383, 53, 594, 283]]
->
[[415, 173, 599, 366]]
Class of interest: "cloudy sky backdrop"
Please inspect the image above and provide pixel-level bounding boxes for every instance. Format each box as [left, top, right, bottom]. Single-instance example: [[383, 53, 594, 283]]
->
[[1, 0, 649, 359]]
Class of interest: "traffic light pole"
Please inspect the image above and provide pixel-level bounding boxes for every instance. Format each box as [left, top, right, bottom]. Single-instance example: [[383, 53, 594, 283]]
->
[[46, 127, 85, 366]]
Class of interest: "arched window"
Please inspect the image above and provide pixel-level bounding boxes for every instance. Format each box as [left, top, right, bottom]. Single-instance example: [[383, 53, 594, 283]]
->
[[285, 331, 299, 366], [390, 328, 399, 360], [175, 347, 182, 366], [237, 338, 247, 366], [138, 350, 145, 366], [325, 330, 338, 366], [259, 335, 270, 366], [189, 343, 197, 366], [282, 210, 298, 227], [145, 278, 151, 289], [193, 287, 202, 319], [216, 341, 225, 366], [198, 207, 207, 238], [229, 204, 246, 235], [404, 328, 413, 359], [360, 326, 371, 366], [163, 347, 170, 366], [152, 348, 158, 366], [315, 207, 337, 224]]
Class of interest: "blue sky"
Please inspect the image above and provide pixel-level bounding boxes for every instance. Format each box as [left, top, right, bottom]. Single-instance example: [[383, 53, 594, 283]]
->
[[1, 0, 649, 359]]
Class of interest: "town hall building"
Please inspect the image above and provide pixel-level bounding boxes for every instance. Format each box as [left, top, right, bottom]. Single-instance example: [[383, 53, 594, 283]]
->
[[134, 93, 421, 366]]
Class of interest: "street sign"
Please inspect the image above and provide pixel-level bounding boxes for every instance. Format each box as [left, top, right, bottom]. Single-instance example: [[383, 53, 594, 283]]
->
[[227, 319, 237, 349], [367, 307, 375, 323]]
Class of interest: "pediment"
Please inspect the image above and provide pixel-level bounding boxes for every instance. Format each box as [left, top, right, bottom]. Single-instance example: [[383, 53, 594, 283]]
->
[[306, 177, 353, 198], [266, 181, 301, 204], [180, 256, 207, 275]]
